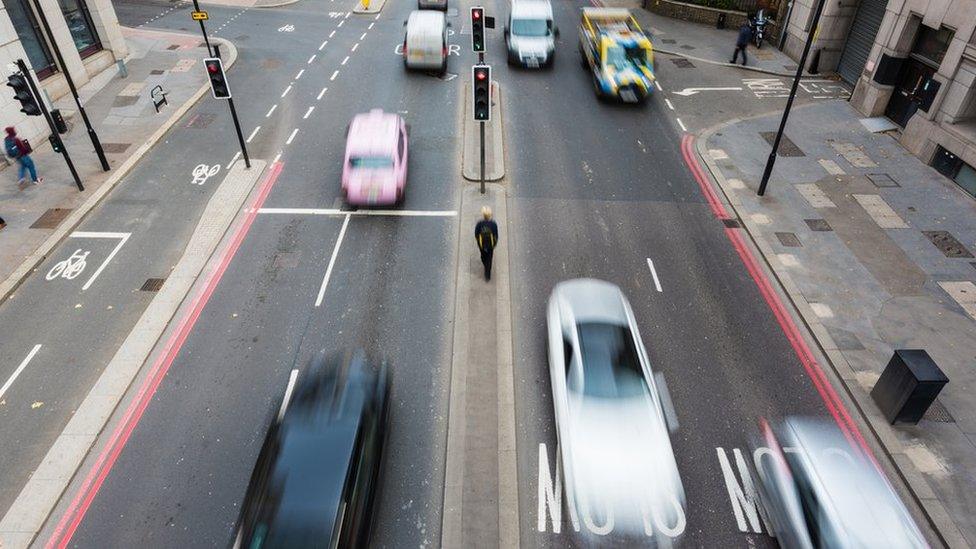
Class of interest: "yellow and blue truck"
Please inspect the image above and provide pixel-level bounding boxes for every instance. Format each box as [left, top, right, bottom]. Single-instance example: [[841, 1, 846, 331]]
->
[[578, 7, 656, 103]]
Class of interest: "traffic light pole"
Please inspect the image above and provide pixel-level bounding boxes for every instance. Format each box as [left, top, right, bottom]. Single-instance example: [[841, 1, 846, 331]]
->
[[228, 97, 251, 168], [28, 0, 109, 173], [17, 59, 83, 191], [192, 0, 214, 56], [479, 51, 485, 194]]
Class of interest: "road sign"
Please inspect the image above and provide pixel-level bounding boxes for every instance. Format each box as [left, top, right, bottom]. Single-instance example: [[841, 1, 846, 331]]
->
[[191, 10, 208, 20]]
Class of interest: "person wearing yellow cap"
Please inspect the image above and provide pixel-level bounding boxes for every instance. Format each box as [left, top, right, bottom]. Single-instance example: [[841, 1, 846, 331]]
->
[[474, 206, 499, 281]]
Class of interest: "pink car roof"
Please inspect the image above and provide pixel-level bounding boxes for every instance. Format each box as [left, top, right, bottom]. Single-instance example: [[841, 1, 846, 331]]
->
[[347, 109, 400, 157]]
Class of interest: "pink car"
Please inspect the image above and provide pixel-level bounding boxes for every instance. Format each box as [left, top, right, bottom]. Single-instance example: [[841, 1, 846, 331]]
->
[[341, 109, 409, 206]]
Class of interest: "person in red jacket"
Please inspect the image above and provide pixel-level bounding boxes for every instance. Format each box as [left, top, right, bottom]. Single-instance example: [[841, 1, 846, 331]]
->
[[5, 126, 42, 190]]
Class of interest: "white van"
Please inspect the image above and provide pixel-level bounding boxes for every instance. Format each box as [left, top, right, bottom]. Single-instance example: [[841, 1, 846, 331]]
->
[[403, 11, 448, 74]]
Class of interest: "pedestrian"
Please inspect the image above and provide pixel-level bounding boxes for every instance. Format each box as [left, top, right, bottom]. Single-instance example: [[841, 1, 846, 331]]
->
[[730, 21, 751, 66], [5, 126, 42, 190], [474, 206, 498, 281], [0, 215, 5, 231]]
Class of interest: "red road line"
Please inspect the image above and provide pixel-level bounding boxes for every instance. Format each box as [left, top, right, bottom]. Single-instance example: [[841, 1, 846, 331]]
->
[[679, 134, 876, 460], [46, 161, 285, 549]]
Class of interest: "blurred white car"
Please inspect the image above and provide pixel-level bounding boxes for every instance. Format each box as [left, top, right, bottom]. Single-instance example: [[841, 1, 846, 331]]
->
[[757, 417, 927, 548], [546, 278, 685, 539]]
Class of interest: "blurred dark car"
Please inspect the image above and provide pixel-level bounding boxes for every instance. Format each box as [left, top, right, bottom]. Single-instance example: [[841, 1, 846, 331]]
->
[[233, 352, 389, 549]]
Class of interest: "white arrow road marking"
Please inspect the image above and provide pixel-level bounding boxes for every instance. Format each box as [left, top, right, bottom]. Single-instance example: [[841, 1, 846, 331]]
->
[[672, 86, 743, 96]]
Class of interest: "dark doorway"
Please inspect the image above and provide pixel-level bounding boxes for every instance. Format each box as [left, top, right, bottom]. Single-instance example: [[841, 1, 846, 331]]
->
[[884, 58, 935, 127]]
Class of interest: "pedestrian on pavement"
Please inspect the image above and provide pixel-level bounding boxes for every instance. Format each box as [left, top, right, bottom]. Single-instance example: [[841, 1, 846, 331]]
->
[[730, 21, 751, 66], [0, 215, 6, 231], [5, 126, 42, 190], [475, 206, 499, 281]]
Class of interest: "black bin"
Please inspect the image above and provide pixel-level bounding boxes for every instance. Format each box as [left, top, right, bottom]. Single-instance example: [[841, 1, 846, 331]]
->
[[871, 349, 948, 425]]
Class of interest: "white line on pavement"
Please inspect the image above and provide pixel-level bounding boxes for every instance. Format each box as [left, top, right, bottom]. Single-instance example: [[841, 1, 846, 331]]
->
[[360, 32, 367, 40], [331, 70, 339, 81], [281, 85, 292, 98], [646, 258, 663, 292], [345, 10, 351, 17], [342, 55, 350, 65], [337, 20, 344, 27], [295, 68, 305, 80], [226, 151, 241, 170], [655, 81, 663, 92], [664, 98, 674, 110], [676, 117, 687, 132], [368, 22, 375, 29], [265, 104, 277, 118], [0, 344, 42, 401], [319, 40, 327, 50], [246, 125, 261, 143], [308, 54, 316, 64], [258, 208, 458, 217], [374, 13, 380, 20], [303, 106, 315, 119], [69, 232, 131, 291], [277, 369, 300, 421], [286, 128, 299, 145], [273, 151, 283, 164], [317, 87, 328, 100], [329, 30, 336, 38], [315, 214, 351, 307], [351, 43, 359, 51]]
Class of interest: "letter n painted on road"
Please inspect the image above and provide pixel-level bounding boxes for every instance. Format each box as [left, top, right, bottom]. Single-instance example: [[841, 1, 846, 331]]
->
[[717, 447, 765, 534], [538, 443, 562, 533]]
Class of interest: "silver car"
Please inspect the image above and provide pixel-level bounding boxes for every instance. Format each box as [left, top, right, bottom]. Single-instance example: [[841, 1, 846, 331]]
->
[[757, 417, 927, 548], [504, 0, 558, 68], [546, 279, 685, 539], [417, 0, 446, 11]]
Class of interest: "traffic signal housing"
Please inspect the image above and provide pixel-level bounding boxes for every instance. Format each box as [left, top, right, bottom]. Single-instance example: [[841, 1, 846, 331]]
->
[[6, 74, 41, 116], [473, 64, 490, 121], [204, 58, 232, 99], [471, 7, 485, 53]]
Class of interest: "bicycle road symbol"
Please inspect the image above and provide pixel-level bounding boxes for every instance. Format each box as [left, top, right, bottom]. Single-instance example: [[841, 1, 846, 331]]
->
[[278, 24, 295, 32], [191, 164, 221, 185], [46, 249, 89, 281]]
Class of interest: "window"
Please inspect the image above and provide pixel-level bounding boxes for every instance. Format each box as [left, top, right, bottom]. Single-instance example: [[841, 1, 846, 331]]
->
[[911, 25, 953, 68], [397, 132, 405, 161], [6, 0, 56, 78], [58, 0, 102, 58], [932, 145, 976, 198], [574, 322, 646, 398]]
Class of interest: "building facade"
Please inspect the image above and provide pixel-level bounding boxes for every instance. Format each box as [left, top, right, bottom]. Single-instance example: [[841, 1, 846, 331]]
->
[[1, 0, 126, 144]]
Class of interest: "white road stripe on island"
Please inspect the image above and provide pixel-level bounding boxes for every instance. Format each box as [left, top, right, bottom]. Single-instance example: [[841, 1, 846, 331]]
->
[[258, 208, 458, 217], [303, 106, 315, 119], [646, 258, 663, 292], [265, 104, 277, 118], [246, 126, 260, 143], [331, 70, 339, 81], [281, 85, 292, 98], [317, 87, 328, 100], [0, 344, 42, 401], [308, 54, 316, 64], [286, 128, 299, 145], [342, 55, 350, 65], [676, 117, 687, 132], [315, 213, 351, 307], [277, 369, 300, 421]]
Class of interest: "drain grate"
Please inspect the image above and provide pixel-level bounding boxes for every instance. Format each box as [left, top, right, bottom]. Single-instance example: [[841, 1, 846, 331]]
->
[[150, 69, 165, 75], [671, 58, 695, 68], [186, 112, 216, 129], [30, 208, 73, 229], [680, 44, 696, 50], [112, 95, 138, 108], [140, 278, 166, 292], [722, 218, 741, 228], [805, 219, 832, 232], [760, 131, 805, 157], [101, 143, 131, 154], [661, 38, 676, 44], [923, 399, 954, 423], [923, 231, 974, 258], [167, 44, 181, 51], [776, 232, 802, 247], [867, 173, 900, 188]]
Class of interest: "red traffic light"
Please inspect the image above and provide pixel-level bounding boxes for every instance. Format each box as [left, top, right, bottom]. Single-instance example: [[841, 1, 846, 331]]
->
[[473, 10, 481, 18], [207, 63, 219, 73], [476, 70, 486, 80]]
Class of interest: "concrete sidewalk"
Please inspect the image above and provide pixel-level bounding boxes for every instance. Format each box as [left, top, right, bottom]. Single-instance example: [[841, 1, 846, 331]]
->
[[0, 26, 234, 304], [700, 100, 976, 547]]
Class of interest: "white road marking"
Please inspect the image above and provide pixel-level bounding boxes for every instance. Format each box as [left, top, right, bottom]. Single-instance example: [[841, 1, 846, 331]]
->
[[0, 344, 42, 401], [329, 30, 336, 38], [308, 54, 316, 64], [226, 151, 241, 170], [676, 117, 687, 132], [303, 106, 315, 119], [258, 208, 458, 217], [672, 86, 742, 97], [360, 32, 367, 40], [351, 43, 359, 51], [337, 20, 344, 27], [345, 10, 351, 17], [655, 80, 663, 91], [331, 70, 339, 81], [273, 151, 283, 164], [246, 125, 260, 143], [375, 13, 381, 20], [646, 258, 663, 292], [664, 98, 674, 110], [277, 369, 300, 421], [295, 68, 305, 79], [368, 22, 375, 29], [319, 40, 328, 50], [315, 213, 351, 307], [69, 232, 131, 291], [265, 104, 277, 118], [286, 128, 299, 145], [317, 87, 328, 100], [341, 55, 350, 65], [281, 85, 292, 98]]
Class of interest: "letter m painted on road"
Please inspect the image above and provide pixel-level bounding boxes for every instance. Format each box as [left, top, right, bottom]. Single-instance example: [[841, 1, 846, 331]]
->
[[717, 447, 764, 534]]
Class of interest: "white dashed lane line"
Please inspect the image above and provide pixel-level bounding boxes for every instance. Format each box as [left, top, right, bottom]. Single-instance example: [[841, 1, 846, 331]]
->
[[331, 70, 339, 81], [337, 20, 344, 27], [664, 98, 674, 110], [317, 87, 328, 100], [360, 32, 367, 40], [295, 69, 305, 79], [351, 43, 359, 51], [303, 106, 315, 119], [286, 128, 299, 145], [329, 30, 336, 38], [319, 40, 328, 50], [341, 56, 350, 65], [368, 22, 375, 29], [281, 85, 293, 98], [266, 104, 277, 118], [246, 126, 261, 143], [676, 117, 687, 132], [308, 54, 317, 64]]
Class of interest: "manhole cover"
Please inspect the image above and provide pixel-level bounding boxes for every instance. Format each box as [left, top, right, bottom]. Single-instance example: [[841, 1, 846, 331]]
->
[[722, 218, 740, 228], [150, 69, 165, 75], [186, 112, 216, 129], [804, 218, 832, 232], [140, 278, 166, 292], [867, 173, 900, 187], [102, 143, 131, 154], [661, 38, 676, 44], [112, 95, 138, 108], [923, 399, 954, 423], [923, 230, 974, 258], [30, 208, 72, 229], [166, 44, 181, 50], [671, 58, 695, 68], [775, 232, 802, 247], [760, 131, 805, 157], [680, 44, 695, 50]]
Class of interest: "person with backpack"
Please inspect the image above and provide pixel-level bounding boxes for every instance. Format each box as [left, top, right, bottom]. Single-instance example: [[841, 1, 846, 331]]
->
[[5, 126, 42, 190], [474, 206, 499, 281]]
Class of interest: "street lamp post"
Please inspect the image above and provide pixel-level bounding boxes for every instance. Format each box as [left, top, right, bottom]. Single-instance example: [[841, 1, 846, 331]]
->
[[756, 0, 827, 196], [28, 0, 110, 172]]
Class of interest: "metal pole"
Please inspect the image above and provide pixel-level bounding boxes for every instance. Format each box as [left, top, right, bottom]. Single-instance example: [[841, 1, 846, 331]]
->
[[479, 121, 486, 194], [192, 0, 214, 57], [18, 59, 83, 191], [228, 98, 251, 168], [28, 0, 109, 172], [757, 0, 827, 196]]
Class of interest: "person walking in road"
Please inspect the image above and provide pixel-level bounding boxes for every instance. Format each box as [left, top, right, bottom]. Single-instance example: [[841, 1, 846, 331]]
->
[[475, 206, 499, 281], [5, 126, 42, 190], [730, 21, 751, 66]]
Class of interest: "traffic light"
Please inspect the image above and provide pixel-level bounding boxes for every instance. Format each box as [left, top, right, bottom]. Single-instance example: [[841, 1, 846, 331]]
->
[[204, 58, 232, 99], [6, 73, 41, 116], [471, 7, 485, 53], [473, 64, 490, 121]]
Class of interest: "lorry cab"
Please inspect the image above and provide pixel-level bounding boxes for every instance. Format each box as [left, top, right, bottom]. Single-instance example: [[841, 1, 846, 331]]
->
[[403, 10, 448, 75], [504, 0, 558, 68], [578, 8, 655, 103]]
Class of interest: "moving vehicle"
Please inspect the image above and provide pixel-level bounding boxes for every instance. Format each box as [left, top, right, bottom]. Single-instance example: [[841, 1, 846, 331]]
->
[[757, 417, 926, 548], [233, 352, 389, 549], [546, 279, 685, 540], [504, 0, 558, 68], [750, 8, 771, 48], [578, 7, 656, 103], [403, 10, 449, 74], [341, 109, 409, 206], [417, 0, 447, 11]]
